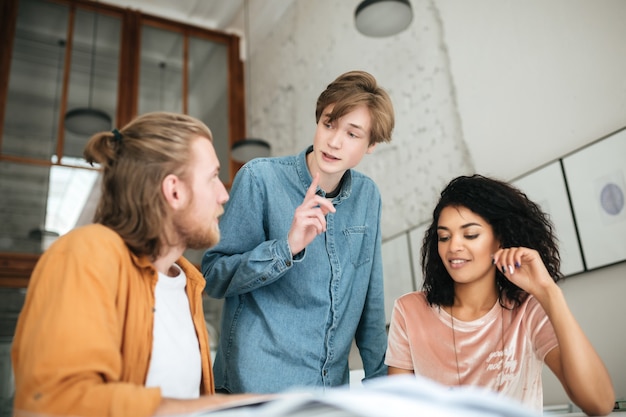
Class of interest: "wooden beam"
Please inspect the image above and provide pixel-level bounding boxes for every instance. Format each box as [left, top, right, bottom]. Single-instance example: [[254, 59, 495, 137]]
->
[[0, 253, 38, 288]]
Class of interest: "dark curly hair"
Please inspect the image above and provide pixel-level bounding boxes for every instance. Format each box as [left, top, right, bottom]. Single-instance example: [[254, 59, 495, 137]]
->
[[421, 174, 563, 308]]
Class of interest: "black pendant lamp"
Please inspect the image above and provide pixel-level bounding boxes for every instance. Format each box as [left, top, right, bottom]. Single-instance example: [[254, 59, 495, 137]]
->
[[231, 138, 270, 163], [355, 0, 414, 37]]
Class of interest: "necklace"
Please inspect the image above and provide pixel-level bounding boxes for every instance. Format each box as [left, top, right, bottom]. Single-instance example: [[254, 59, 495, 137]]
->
[[450, 304, 505, 391]]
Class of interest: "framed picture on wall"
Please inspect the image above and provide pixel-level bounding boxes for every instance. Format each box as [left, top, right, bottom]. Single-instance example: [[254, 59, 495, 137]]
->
[[562, 127, 626, 270], [513, 160, 585, 276]]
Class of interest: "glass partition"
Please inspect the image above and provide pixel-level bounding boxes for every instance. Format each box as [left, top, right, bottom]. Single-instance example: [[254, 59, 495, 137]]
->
[[0, 159, 98, 255], [188, 36, 230, 184], [138, 25, 183, 114], [0, 0, 244, 278], [2, 0, 68, 160]]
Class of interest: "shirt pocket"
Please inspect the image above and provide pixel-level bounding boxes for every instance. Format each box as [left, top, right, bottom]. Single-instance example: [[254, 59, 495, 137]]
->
[[343, 226, 372, 267]]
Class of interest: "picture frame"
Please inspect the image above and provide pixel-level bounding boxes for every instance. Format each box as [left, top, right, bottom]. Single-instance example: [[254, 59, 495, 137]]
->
[[562, 127, 626, 270], [513, 161, 585, 276]]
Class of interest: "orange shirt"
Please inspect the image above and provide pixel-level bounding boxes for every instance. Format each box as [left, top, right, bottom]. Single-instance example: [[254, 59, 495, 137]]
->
[[12, 224, 214, 417]]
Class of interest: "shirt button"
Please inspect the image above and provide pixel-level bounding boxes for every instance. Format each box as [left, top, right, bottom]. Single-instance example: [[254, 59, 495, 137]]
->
[[286, 260, 292, 267], [323, 369, 328, 376]]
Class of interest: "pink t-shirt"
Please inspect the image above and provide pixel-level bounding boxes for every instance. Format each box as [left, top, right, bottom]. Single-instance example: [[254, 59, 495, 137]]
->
[[386, 291, 558, 411]]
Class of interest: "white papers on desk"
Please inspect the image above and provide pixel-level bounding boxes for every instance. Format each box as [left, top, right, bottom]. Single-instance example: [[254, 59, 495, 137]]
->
[[195, 375, 539, 417]]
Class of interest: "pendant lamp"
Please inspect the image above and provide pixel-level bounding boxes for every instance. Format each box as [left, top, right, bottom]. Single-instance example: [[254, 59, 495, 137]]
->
[[231, 138, 271, 163], [231, 0, 271, 164], [64, 4, 111, 136], [355, 0, 414, 37]]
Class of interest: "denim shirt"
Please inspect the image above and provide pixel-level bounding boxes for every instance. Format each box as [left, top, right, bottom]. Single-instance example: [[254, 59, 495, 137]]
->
[[202, 146, 388, 394]]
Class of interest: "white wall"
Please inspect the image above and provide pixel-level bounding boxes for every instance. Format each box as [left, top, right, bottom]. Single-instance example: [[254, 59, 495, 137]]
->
[[542, 263, 626, 406], [242, 0, 626, 406], [436, 0, 626, 181]]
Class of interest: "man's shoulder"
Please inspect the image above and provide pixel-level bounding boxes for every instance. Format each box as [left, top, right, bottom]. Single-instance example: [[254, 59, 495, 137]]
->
[[234, 154, 303, 191], [349, 169, 377, 184], [243, 154, 299, 172], [52, 224, 127, 256], [32, 224, 139, 287], [64, 223, 122, 243], [347, 170, 381, 196]]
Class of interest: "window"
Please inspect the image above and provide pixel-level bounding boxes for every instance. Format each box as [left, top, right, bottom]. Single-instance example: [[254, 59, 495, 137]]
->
[[0, 0, 244, 285]]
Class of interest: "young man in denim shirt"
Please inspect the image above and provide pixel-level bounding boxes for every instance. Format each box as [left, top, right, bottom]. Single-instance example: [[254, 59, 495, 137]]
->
[[202, 70, 395, 394]]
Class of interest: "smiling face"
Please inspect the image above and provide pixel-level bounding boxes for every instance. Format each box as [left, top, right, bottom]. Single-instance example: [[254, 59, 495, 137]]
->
[[307, 103, 376, 191], [436, 205, 501, 287]]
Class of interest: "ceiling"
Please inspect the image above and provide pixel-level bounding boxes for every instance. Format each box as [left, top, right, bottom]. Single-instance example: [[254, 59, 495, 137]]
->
[[102, 0, 245, 30], [99, 0, 296, 52]]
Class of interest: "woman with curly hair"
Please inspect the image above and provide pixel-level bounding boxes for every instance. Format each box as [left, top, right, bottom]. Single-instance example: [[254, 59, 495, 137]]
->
[[386, 174, 614, 415]]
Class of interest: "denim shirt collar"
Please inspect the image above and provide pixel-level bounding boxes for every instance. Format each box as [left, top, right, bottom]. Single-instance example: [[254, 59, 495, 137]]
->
[[296, 146, 352, 205]]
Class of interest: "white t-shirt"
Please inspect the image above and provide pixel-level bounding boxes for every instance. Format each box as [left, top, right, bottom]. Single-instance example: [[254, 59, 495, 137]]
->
[[145, 264, 201, 399], [386, 291, 558, 411]]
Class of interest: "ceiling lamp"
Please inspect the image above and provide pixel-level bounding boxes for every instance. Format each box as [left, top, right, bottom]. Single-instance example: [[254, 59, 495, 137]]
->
[[65, 108, 111, 135], [231, 138, 271, 164], [64, 4, 111, 136], [231, 0, 271, 164], [355, 0, 414, 37]]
